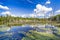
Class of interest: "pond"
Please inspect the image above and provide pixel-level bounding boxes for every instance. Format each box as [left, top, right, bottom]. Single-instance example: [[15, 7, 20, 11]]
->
[[0, 24, 60, 40], [0, 25, 34, 40]]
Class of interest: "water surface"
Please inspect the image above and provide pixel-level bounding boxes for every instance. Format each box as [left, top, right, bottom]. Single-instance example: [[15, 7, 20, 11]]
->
[[0, 25, 34, 40]]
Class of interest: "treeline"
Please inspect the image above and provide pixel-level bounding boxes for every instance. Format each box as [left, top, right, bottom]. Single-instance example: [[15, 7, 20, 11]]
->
[[0, 14, 60, 26], [49, 14, 60, 22], [0, 15, 42, 25]]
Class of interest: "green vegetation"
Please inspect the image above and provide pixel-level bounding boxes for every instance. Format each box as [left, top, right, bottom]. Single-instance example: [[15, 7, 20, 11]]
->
[[57, 28, 60, 35], [22, 30, 60, 40], [0, 14, 60, 27], [49, 14, 60, 21], [0, 15, 47, 26]]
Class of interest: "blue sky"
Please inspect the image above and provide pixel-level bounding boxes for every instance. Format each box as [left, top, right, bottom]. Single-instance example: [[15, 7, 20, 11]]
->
[[0, 0, 60, 18]]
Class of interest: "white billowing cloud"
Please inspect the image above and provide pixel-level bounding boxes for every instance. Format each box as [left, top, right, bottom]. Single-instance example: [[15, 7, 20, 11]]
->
[[37, 13, 44, 16], [34, 4, 52, 16], [1, 11, 17, 17], [36, 4, 52, 13], [1, 11, 11, 15], [0, 5, 9, 10], [45, 0, 51, 4]]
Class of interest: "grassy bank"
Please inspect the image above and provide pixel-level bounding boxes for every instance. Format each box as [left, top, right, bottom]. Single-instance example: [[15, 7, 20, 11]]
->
[[22, 30, 60, 40]]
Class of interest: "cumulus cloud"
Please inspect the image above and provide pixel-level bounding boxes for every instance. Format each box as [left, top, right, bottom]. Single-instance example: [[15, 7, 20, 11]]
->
[[0, 5, 17, 17], [1, 11, 17, 17], [36, 13, 44, 16], [0, 5, 9, 10], [1, 11, 11, 15], [34, 4, 52, 16]]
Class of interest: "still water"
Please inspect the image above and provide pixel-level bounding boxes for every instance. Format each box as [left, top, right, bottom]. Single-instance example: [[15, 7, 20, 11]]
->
[[0, 25, 34, 40], [0, 24, 60, 40]]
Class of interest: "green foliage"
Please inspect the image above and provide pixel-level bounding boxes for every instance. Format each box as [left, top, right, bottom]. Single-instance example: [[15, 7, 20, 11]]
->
[[0, 15, 60, 27], [49, 14, 60, 21], [22, 31, 60, 40], [0, 15, 44, 25]]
